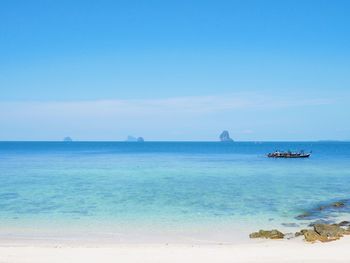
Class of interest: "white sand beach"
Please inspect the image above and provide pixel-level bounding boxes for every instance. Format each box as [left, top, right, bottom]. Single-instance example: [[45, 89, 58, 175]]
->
[[1, 237, 350, 263]]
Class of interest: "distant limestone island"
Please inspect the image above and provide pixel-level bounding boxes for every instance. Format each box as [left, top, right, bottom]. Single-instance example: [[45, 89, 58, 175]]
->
[[62, 136, 145, 142], [219, 130, 234, 142], [126, 136, 144, 142]]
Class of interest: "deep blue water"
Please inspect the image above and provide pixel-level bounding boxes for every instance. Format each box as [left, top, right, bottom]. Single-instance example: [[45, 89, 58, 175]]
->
[[0, 141, 349, 235]]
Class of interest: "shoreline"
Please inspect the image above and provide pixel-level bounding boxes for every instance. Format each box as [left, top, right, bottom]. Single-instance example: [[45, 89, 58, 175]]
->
[[1, 237, 350, 263]]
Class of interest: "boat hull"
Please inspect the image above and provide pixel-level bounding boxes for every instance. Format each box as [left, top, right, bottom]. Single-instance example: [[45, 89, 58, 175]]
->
[[267, 153, 310, 158]]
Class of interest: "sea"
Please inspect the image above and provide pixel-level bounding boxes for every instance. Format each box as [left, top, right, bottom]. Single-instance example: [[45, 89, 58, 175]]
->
[[0, 141, 349, 243]]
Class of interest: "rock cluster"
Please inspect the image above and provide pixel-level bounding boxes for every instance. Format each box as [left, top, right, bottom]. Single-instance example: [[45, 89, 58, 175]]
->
[[250, 223, 350, 242], [297, 223, 350, 242], [249, 199, 350, 243]]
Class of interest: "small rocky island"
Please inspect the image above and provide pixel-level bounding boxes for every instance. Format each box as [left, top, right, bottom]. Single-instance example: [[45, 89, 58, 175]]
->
[[126, 136, 144, 142], [219, 130, 233, 142], [63, 136, 73, 142]]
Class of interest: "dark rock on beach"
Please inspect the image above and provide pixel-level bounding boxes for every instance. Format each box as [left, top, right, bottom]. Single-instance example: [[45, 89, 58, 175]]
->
[[298, 223, 350, 242], [314, 224, 348, 240], [308, 219, 334, 227], [300, 229, 328, 242], [249, 229, 285, 239]]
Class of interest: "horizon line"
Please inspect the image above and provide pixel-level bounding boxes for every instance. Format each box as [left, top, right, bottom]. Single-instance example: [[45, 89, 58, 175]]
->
[[0, 140, 348, 143]]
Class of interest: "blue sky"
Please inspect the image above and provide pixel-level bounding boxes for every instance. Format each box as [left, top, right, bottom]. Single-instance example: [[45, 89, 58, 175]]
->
[[1, 0, 349, 140]]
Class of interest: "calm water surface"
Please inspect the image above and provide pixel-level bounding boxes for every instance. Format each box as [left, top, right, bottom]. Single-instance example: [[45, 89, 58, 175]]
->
[[0, 142, 349, 240]]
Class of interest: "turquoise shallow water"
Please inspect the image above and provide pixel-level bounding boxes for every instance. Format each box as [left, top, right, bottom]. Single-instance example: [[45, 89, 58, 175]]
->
[[0, 142, 350, 240]]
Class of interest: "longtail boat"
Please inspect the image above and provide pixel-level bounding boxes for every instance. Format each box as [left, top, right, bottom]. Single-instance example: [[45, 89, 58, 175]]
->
[[267, 151, 311, 158]]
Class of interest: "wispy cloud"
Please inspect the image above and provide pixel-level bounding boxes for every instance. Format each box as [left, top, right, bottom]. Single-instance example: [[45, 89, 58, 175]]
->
[[0, 93, 333, 119]]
